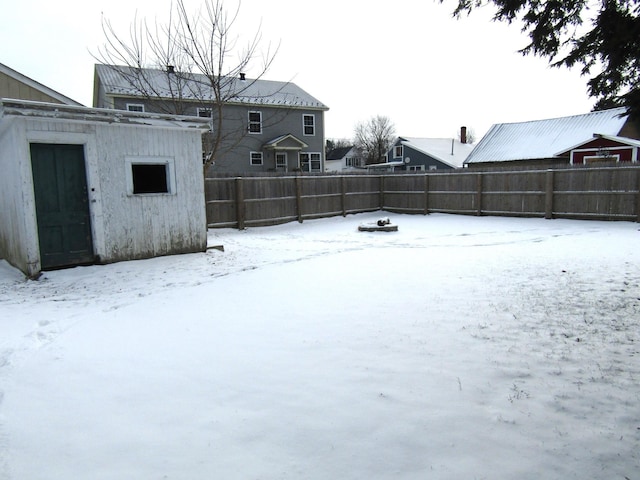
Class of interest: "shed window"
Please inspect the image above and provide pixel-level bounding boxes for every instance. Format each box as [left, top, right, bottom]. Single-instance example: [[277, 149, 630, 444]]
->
[[126, 156, 176, 195], [132, 164, 168, 193]]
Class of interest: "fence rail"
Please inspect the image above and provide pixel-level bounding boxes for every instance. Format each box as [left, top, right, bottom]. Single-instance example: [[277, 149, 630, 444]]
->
[[205, 166, 640, 228]]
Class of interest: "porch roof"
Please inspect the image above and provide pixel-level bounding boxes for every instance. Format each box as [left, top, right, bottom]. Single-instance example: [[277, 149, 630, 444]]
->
[[263, 134, 308, 150]]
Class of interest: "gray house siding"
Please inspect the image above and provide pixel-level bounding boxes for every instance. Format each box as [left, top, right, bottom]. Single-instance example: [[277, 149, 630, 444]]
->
[[93, 65, 328, 174]]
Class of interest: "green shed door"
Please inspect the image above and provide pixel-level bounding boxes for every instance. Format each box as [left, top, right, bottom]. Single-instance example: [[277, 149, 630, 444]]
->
[[30, 143, 95, 270]]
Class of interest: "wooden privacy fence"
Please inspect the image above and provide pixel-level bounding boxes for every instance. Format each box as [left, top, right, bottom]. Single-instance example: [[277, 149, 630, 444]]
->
[[205, 166, 640, 228]]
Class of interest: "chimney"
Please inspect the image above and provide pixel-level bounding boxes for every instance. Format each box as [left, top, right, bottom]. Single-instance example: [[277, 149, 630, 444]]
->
[[460, 126, 467, 144], [239, 72, 246, 81], [167, 65, 175, 74]]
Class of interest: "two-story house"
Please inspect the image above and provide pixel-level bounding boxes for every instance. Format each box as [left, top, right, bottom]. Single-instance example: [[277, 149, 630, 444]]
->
[[93, 64, 329, 173]]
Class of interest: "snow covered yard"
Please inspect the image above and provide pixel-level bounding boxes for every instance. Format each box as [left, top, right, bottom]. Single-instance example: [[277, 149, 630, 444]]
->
[[0, 212, 639, 480]]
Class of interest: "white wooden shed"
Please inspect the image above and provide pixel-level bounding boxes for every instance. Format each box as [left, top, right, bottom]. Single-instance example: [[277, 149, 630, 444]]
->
[[0, 99, 209, 278]]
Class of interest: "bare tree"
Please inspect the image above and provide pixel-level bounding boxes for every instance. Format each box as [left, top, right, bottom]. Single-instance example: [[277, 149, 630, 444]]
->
[[354, 115, 396, 165], [95, 0, 279, 175], [326, 138, 353, 153]]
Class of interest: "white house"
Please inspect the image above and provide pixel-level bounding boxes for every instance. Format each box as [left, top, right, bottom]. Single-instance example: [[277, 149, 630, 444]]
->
[[325, 146, 364, 172], [0, 99, 209, 278]]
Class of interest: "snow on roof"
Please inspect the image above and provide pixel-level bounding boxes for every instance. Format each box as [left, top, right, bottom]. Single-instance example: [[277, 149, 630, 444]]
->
[[555, 133, 640, 156], [399, 137, 474, 168], [1, 98, 211, 131], [95, 64, 328, 110], [464, 108, 629, 164]]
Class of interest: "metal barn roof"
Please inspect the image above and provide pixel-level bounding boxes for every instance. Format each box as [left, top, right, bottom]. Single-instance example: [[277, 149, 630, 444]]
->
[[95, 64, 328, 110], [464, 108, 629, 164]]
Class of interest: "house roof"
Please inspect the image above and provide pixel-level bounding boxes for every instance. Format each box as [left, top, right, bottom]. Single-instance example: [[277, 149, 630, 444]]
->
[[326, 146, 354, 161], [555, 133, 640, 156], [464, 108, 629, 164], [0, 63, 83, 106], [398, 137, 474, 168], [94, 64, 328, 110]]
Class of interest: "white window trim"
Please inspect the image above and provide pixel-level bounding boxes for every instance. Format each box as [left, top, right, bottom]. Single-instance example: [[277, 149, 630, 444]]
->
[[299, 152, 322, 172], [583, 153, 621, 164], [126, 103, 145, 112], [394, 145, 403, 158], [125, 156, 176, 196], [248, 111, 262, 134], [197, 107, 212, 118], [250, 151, 264, 166], [302, 114, 315, 136]]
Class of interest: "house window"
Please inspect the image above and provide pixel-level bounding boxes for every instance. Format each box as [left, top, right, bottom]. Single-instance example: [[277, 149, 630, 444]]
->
[[584, 154, 621, 164], [394, 145, 403, 158], [408, 165, 424, 172], [300, 152, 321, 172], [126, 156, 176, 195], [126, 103, 145, 112], [345, 157, 362, 167], [248, 111, 262, 134], [197, 107, 212, 118], [303, 114, 315, 136], [250, 152, 264, 166]]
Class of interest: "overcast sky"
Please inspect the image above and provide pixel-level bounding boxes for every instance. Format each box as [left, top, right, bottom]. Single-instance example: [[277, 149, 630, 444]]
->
[[2, 0, 596, 141]]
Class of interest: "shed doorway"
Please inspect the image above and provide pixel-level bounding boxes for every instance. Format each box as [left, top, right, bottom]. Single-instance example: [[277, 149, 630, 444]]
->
[[30, 143, 95, 270]]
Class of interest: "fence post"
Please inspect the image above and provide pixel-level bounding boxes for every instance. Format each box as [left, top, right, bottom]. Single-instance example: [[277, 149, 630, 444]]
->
[[545, 169, 554, 219], [295, 175, 303, 223], [475, 173, 483, 216], [636, 169, 640, 223], [424, 174, 429, 215], [379, 175, 385, 210], [341, 175, 347, 217], [235, 177, 245, 230]]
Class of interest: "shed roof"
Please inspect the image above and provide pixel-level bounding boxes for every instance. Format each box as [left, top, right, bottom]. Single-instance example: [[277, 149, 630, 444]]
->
[[0, 98, 210, 131], [399, 137, 474, 168], [94, 64, 328, 110], [464, 108, 629, 164]]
